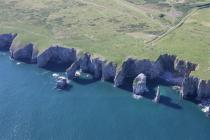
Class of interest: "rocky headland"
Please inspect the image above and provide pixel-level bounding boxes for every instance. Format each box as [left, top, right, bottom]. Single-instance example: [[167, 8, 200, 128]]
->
[[0, 33, 210, 106]]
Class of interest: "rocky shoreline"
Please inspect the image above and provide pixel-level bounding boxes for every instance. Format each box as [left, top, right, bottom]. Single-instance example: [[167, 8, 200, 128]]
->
[[1, 33, 210, 113]]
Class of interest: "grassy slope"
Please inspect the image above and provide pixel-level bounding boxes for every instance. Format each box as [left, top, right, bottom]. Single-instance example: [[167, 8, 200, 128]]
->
[[155, 8, 210, 80], [0, 0, 209, 79]]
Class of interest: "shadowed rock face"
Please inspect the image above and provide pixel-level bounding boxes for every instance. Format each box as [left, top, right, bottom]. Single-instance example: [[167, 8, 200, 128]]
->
[[114, 58, 162, 87], [67, 53, 110, 80], [181, 77, 199, 99], [37, 45, 76, 71], [197, 80, 210, 99], [156, 54, 176, 72], [114, 54, 197, 88], [10, 43, 38, 63], [0, 33, 17, 51], [102, 62, 117, 82], [181, 77, 210, 99]]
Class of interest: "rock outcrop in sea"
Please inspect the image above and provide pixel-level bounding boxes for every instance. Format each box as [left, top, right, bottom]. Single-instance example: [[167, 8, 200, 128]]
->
[[153, 86, 160, 103], [0, 33, 17, 51], [133, 73, 148, 96]]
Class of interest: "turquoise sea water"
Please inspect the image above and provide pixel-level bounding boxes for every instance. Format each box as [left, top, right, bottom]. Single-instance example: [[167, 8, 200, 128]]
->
[[0, 52, 210, 140]]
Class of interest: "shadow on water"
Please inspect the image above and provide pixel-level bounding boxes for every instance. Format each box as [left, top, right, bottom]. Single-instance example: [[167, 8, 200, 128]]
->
[[56, 84, 73, 91], [42, 63, 71, 72], [118, 77, 182, 110], [73, 78, 98, 85], [72, 72, 99, 85]]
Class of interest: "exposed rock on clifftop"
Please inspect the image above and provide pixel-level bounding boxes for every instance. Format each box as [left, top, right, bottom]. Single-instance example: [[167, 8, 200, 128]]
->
[[174, 59, 197, 77], [133, 73, 148, 95], [37, 45, 76, 70], [10, 42, 38, 63], [0, 33, 17, 51]]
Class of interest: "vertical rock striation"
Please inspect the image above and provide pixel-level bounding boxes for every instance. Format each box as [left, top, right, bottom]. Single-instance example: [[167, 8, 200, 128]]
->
[[181, 77, 210, 100]]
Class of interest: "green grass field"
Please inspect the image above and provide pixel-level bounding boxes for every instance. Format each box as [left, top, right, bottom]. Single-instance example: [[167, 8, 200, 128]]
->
[[0, 0, 210, 79]]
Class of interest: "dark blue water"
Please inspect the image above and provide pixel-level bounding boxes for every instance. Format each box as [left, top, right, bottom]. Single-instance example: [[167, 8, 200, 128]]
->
[[0, 52, 210, 140]]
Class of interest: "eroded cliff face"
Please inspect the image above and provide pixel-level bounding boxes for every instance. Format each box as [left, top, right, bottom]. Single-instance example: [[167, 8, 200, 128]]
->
[[114, 54, 196, 87], [10, 42, 38, 63], [102, 62, 117, 82], [0, 33, 17, 51], [181, 77, 210, 99], [114, 58, 160, 87], [37, 45, 76, 69], [0, 33, 208, 101], [181, 76, 199, 99], [66, 53, 116, 80]]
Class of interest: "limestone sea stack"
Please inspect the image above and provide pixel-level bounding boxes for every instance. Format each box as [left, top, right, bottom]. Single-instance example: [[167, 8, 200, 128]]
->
[[153, 86, 161, 103], [10, 42, 38, 63], [133, 73, 148, 96], [0, 33, 17, 51], [37, 45, 76, 69]]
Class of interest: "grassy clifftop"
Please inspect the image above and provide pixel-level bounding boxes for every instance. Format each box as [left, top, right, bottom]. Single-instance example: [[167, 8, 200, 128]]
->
[[0, 0, 210, 79]]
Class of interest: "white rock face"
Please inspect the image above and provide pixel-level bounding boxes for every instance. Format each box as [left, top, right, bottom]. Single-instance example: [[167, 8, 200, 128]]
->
[[153, 86, 160, 103], [133, 73, 148, 95]]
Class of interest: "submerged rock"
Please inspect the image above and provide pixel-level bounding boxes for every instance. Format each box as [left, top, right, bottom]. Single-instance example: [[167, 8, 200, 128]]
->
[[10, 42, 38, 63], [56, 76, 69, 90], [37, 45, 76, 69], [0, 33, 17, 51], [153, 86, 160, 103], [133, 73, 148, 96]]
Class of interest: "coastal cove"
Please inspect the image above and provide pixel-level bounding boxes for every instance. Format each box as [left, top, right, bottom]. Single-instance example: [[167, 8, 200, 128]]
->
[[1, 52, 210, 140]]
